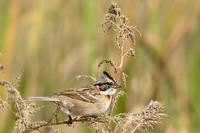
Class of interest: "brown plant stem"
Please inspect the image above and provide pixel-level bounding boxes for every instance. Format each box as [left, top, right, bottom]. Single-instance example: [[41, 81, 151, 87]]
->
[[131, 119, 144, 133], [23, 116, 105, 133]]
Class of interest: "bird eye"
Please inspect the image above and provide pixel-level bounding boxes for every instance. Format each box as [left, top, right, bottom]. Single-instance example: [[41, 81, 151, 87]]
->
[[99, 84, 110, 91]]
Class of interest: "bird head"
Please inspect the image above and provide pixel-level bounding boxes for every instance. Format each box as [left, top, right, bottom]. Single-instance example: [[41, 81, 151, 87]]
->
[[94, 71, 121, 95]]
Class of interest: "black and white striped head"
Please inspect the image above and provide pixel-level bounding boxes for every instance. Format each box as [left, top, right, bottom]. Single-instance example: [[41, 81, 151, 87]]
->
[[95, 71, 121, 95]]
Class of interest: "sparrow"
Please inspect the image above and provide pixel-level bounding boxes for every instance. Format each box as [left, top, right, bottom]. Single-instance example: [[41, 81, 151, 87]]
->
[[28, 71, 121, 117]]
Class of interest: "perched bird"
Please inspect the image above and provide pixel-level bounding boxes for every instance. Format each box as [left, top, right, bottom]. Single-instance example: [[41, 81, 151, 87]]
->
[[28, 71, 121, 117]]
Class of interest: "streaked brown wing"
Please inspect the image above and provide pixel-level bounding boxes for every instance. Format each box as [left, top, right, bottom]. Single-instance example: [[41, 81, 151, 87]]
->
[[53, 85, 100, 103]]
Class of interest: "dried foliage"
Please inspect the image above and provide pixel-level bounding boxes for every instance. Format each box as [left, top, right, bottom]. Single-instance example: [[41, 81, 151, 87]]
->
[[102, 2, 139, 62], [114, 101, 165, 133], [100, 2, 140, 88], [0, 97, 9, 111], [0, 2, 165, 133], [0, 79, 46, 133], [98, 59, 118, 73], [0, 80, 165, 133], [85, 101, 165, 133], [100, 2, 140, 116], [108, 90, 127, 116]]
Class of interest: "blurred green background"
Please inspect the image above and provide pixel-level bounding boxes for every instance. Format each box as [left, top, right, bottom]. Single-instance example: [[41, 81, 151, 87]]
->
[[0, 0, 200, 132]]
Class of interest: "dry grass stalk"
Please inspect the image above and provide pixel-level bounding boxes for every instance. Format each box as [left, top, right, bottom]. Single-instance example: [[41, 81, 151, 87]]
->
[[0, 79, 45, 133], [0, 96, 9, 111], [99, 2, 139, 89], [114, 101, 166, 133], [0, 79, 166, 132], [0, 2, 165, 133], [101, 2, 140, 70], [100, 2, 139, 116], [98, 59, 118, 73]]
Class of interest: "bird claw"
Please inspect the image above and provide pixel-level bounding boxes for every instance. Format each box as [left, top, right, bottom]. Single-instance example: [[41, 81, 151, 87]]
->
[[64, 115, 73, 126]]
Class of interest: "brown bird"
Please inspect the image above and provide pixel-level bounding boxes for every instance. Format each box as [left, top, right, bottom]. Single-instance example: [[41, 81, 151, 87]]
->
[[28, 71, 121, 117]]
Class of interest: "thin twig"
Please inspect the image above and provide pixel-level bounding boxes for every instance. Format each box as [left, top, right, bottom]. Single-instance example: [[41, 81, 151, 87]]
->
[[98, 59, 118, 73], [23, 116, 105, 133], [131, 119, 144, 133], [48, 106, 60, 123], [119, 46, 124, 70]]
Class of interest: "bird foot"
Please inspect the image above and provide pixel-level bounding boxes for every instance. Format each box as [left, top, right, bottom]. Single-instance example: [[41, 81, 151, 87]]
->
[[64, 115, 73, 126]]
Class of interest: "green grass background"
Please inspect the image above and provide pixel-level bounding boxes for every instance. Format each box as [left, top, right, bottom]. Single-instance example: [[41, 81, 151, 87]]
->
[[0, 0, 200, 132]]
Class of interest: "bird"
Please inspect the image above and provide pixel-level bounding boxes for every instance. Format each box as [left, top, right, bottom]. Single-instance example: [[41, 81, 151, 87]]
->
[[28, 71, 121, 118]]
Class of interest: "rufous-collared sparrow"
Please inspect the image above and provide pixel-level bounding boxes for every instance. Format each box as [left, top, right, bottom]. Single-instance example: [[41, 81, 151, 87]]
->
[[28, 71, 121, 117]]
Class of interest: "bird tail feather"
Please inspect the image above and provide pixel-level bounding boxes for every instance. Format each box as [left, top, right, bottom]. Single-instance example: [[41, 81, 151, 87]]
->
[[27, 97, 59, 102]]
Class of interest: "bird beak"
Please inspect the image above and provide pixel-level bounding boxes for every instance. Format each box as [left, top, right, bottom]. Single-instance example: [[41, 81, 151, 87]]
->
[[113, 84, 122, 89]]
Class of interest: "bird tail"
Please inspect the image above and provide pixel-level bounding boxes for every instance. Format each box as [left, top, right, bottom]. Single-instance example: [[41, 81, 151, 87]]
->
[[27, 97, 59, 102]]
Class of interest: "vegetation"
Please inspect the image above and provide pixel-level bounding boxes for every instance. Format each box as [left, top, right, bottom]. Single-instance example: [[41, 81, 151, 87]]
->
[[0, 0, 199, 133]]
